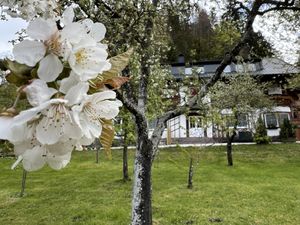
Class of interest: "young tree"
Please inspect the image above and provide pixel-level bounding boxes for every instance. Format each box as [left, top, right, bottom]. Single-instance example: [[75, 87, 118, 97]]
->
[[208, 75, 273, 166], [254, 117, 271, 144]]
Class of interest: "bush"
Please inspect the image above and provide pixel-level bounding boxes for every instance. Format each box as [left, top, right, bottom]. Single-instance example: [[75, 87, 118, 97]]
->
[[279, 118, 295, 140], [254, 117, 271, 144]]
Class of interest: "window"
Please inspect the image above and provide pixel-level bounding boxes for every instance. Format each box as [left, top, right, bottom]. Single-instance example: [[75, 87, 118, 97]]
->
[[264, 113, 290, 129], [238, 114, 248, 127], [189, 116, 202, 128], [268, 86, 282, 95], [278, 113, 289, 126], [265, 113, 278, 128]]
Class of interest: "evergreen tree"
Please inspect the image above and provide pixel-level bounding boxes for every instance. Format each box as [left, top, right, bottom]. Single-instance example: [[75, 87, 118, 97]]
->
[[254, 117, 271, 144]]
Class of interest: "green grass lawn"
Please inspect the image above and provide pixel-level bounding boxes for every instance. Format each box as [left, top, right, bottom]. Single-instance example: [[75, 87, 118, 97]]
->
[[0, 144, 299, 225]]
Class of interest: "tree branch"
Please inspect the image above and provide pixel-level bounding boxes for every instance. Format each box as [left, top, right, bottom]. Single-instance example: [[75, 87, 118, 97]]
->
[[259, 6, 300, 14], [116, 89, 141, 118]]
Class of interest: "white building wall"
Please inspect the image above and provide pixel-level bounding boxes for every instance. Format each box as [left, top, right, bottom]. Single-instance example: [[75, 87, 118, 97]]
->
[[149, 106, 292, 141], [267, 129, 280, 137]]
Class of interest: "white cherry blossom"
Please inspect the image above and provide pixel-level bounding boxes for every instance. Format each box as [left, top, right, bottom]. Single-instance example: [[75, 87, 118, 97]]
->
[[68, 37, 111, 81], [72, 90, 122, 139], [13, 18, 64, 82]]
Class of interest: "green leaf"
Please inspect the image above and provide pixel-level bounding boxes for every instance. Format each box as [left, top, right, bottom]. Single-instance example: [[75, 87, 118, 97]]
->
[[5, 72, 29, 87], [3, 59, 32, 78]]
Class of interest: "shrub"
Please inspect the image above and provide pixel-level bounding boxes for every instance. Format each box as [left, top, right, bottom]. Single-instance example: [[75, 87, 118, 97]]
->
[[279, 118, 295, 140], [254, 117, 271, 144]]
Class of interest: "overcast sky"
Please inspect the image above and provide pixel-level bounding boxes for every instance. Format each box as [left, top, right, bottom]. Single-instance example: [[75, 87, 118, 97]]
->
[[0, 8, 299, 64], [0, 17, 27, 54]]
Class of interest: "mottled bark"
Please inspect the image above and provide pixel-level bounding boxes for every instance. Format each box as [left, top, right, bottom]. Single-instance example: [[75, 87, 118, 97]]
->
[[20, 169, 27, 197], [226, 132, 236, 166], [96, 148, 100, 164], [131, 114, 153, 225], [226, 112, 238, 167], [187, 157, 194, 189], [123, 132, 129, 181]]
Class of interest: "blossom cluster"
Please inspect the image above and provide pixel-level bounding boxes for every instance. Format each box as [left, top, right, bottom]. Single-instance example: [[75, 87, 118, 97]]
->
[[1, 0, 58, 21], [0, 7, 122, 171]]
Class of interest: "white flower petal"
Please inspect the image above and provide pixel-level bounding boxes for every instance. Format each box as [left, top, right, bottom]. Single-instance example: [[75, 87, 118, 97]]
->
[[63, 117, 83, 140], [61, 22, 85, 44], [59, 71, 79, 94], [13, 108, 40, 125], [80, 19, 93, 32], [90, 90, 117, 102], [85, 118, 102, 138], [13, 40, 46, 67], [90, 22, 106, 41], [13, 101, 51, 125], [24, 79, 57, 106], [93, 100, 121, 119], [46, 152, 71, 170], [47, 141, 75, 156], [9, 123, 28, 143], [27, 18, 57, 41], [22, 146, 46, 172], [78, 136, 95, 146], [73, 35, 97, 50], [0, 116, 14, 140], [38, 53, 63, 82], [64, 82, 89, 106], [14, 140, 34, 156], [36, 116, 62, 145], [61, 7, 74, 26]]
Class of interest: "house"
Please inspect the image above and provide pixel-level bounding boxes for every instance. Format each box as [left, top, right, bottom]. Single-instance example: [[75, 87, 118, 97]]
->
[[151, 57, 300, 143]]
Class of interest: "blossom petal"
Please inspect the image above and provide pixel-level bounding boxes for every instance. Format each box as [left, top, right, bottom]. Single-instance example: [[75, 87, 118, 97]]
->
[[36, 116, 62, 145], [90, 90, 117, 102], [61, 7, 74, 26], [64, 82, 89, 106], [85, 118, 102, 138], [9, 123, 28, 143], [46, 152, 71, 170], [13, 40, 46, 67], [93, 100, 122, 119], [27, 18, 57, 41], [59, 71, 79, 94], [24, 79, 57, 106], [90, 22, 106, 41], [63, 117, 83, 140], [13, 101, 51, 125], [80, 19, 93, 32], [47, 141, 75, 156], [22, 146, 46, 172], [78, 136, 95, 146], [61, 22, 85, 44], [0, 116, 14, 140], [38, 53, 63, 82]]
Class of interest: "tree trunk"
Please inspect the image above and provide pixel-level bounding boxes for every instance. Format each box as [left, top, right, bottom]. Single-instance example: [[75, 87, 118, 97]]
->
[[187, 157, 193, 189], [131, 133, 153, 225], [123, 143, 129, 181], [20, 169, 27, 197], [226, 131, 236, 167], [96, 148, 100, 164]]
